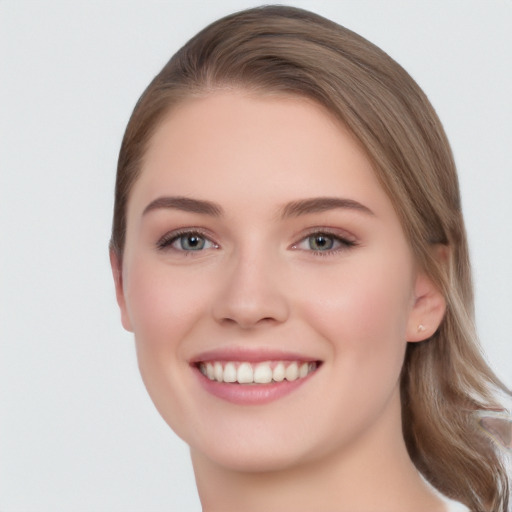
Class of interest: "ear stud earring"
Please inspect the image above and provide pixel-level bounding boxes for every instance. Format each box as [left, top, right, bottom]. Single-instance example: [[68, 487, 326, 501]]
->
[[417, 324, 426, 332]]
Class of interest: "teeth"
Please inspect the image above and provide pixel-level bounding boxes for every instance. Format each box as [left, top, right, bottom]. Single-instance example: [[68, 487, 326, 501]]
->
[[285, 362, 299, 381], [223, 362, 237, 383], [273, 362, 285, 382], [237, 362, 254, 384], [254, 363, 273, 384], [214, 362, 223, 382], [198, 360, 318, 384]]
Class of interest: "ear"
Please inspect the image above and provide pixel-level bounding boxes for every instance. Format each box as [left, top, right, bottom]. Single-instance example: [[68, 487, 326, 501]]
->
[[406, 271, 446, 342], [406, 246, 449, 342], [109, 249, 133, 332]]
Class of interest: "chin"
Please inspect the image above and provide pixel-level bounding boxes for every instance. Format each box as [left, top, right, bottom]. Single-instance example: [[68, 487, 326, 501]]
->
[[192, 440, 314, 474]]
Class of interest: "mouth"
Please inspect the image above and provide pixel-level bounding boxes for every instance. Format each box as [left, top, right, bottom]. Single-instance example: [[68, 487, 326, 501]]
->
[[196, 360, 319, 384], [191, 356, 322, 405]]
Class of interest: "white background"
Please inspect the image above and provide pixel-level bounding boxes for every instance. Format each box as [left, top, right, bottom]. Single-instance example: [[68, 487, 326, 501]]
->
[[1, 1, 511, 511]]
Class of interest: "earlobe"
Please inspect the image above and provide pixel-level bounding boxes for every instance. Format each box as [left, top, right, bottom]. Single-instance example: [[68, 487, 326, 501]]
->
[[109, 249, 133, 332], [406, 273, 446, 342]]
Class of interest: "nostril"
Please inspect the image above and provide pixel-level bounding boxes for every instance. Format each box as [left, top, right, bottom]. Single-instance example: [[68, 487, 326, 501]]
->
[[220, 315, 281, 329], [212, 275, 290, 327]]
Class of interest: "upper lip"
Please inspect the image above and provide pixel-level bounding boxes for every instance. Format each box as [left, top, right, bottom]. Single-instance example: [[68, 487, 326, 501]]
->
[[189, 347, 320, 364]]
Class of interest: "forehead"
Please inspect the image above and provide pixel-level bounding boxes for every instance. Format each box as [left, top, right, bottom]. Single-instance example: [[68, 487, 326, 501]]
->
[[128, 90, 394, 220]]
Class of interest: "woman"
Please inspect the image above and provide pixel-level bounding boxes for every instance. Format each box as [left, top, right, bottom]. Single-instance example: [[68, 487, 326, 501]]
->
[[110, 6, 511, 511]]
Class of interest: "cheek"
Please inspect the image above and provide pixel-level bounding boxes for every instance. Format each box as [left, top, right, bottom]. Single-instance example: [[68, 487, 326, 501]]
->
[[296, 253, 414, 372], [292, 257, 414, 444], [122, 257, 211, 439], [123, 255, 211, 389], [125, 257, 202, 340]]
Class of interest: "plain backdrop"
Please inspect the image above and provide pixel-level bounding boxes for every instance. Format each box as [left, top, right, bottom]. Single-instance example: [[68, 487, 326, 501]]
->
[[1, 1, 511, 511]]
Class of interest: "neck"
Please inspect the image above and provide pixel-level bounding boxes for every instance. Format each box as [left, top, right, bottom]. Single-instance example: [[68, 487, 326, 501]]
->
[[191, 393, 447, 512]]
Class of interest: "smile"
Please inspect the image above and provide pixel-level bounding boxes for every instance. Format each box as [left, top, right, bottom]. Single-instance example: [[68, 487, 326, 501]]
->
[[198, 360, 318, 384], [193, 356, 322, 405]]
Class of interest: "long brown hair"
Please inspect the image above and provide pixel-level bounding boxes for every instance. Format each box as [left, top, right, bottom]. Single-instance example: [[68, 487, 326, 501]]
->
[[111, 6, 511, 510]]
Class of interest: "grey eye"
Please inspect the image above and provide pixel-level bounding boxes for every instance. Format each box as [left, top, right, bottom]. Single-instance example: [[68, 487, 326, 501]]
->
[[157, 231, 217, 252], [308, 234, 335, 251], [292, 231, 356, 254], [177, 234, 207, 251]]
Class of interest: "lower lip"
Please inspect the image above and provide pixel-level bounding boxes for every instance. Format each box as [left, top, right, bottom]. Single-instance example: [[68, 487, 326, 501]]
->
[[193, 367, 316, 405]]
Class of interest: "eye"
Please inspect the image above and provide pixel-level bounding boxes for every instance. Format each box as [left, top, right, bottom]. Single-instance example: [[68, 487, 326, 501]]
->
[[157, 230, 218, 252], [292, 231, 356, 254], [307, 233, 336, 251]]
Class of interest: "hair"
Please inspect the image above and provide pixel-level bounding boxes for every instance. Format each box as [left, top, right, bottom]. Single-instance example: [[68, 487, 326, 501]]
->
[[111, 6, 511, 510]]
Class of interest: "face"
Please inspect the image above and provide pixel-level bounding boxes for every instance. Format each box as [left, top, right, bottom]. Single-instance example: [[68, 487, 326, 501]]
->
[[113, 91, 438, 472]]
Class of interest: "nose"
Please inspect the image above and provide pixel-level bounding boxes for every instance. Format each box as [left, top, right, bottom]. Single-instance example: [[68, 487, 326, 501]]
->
[[212, 250, 290, 329]]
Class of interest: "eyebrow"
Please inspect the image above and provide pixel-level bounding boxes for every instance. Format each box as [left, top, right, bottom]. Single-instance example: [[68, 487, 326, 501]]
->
[[142, 196, 223, 217], [142, 195, 374, 219], [280, 197, 374, 218]]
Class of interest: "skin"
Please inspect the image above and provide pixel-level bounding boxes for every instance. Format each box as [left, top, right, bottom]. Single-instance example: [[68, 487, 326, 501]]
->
[[111, 91, 448, 511]]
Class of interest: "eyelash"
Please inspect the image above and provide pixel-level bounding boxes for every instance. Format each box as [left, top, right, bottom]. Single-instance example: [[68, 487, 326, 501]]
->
[[156, 229, 218, 253], [291, 230, 357, 256], [156, 229, 357, 255]]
